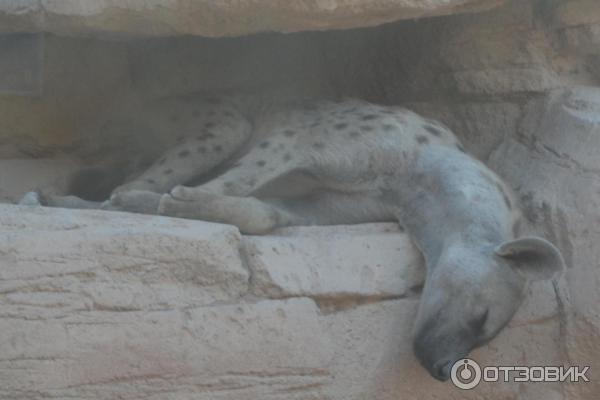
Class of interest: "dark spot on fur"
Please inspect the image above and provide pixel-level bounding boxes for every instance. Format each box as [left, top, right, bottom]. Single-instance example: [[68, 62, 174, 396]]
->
[[310, 121, 321, 128], [178, 150, 190, 157], [424, 124, 443, 136], [197, 133, 215, 141], [349, 131, 361, 138], [361, 125, 374, 132], [197, 146, 206, 154], [259, 141, 270, 149], [456, 143, 466, 152], [146, 179, 156, 184], [416, 135, 429, 144], [362, 114, 378, 121], [224, 181, 234, 188], [213, 145, 223, 152], [256, 160, 266, 167], [313, 142, 325, 149], [283, 129, 296, 137], [232, 162, 242, 168], [343, 107, 357, 114], [164, 168, 173, 175], [283, 153, 292, 162], [382, 124, 396, 132], [334, 123, 348, 130]]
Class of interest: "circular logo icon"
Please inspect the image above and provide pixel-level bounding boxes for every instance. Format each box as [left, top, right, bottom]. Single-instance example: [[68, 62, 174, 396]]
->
[[450, 358, 482, 390]]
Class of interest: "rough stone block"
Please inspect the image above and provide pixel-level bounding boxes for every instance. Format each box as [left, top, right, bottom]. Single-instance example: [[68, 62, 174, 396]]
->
[[244, 223, 424, 300]]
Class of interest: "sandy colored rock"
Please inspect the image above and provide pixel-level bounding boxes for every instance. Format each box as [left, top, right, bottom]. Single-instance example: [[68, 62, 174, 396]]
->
[[0, 204, 570, 399], [245, 223, 424, 300], [0, 205, 249, 312], [554, 0, 600, 27], [489, 87, 600, 398], [0, 0, 506, 38]]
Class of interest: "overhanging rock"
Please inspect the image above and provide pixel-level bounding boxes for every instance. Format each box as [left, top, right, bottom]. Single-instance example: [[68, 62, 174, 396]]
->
[[0, 0, 506, 38]]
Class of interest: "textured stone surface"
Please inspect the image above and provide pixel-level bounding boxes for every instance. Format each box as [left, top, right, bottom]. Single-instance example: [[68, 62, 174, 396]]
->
[[244, 223, 424, 300], [0, 204, 569, 399], [0, 0, 505, 38], [488, 87, 600, 399], [0, 206, 249, 310]]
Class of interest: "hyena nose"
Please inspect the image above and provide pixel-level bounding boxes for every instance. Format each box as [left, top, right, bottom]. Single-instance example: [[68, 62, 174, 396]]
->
[[431, 359, 453, 381]]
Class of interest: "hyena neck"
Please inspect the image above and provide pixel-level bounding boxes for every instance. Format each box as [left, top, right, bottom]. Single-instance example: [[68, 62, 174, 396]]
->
[[394, 148, 516, 269]]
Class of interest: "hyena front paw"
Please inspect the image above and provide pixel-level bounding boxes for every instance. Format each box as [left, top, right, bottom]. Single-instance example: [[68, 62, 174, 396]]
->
[[18, 191, 43, 206], [157, 193, 194, 218], [158, 191, 220, 219], [169, 185, 215, 202]]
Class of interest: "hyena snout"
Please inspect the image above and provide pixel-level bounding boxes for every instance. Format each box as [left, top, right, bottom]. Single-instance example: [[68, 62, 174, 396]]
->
[[412, 329, 472, 381]]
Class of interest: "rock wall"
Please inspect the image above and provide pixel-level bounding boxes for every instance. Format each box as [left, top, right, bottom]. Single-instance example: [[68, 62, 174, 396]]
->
[[0, 0, 599, 399]]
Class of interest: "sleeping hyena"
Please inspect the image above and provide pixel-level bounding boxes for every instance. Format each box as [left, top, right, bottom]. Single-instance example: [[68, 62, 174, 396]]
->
[[20, 93, 565, 381]]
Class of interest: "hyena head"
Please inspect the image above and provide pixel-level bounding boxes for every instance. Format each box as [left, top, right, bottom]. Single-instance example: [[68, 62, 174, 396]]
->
[[412, 236, 564, 381]]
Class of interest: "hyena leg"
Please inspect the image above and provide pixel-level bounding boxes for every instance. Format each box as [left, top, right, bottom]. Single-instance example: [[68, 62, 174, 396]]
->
[[111, 115, 252, 195], [158, 190, 394, 234], [19, 192, 104, 209], [168, 132, 303, 199], [159, 191, 299, 234], [18, 190, 163, 215]]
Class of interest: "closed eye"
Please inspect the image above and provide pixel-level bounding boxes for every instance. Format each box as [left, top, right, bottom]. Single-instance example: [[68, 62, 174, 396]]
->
[[469, 309, 489, 334]]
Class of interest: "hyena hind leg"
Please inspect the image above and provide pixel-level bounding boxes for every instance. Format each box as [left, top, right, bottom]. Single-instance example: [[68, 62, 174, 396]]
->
[[19, 190, 163, 215], [158, 190, 395, 234], [169, 131, 304, 199], [158, 191, 300, 234], [19, 192, 104, 210], [112, 111, 253, 196]]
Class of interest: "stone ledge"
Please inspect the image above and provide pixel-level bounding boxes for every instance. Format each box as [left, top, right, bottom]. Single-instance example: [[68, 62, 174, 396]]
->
[[0, 204, 567, 399]]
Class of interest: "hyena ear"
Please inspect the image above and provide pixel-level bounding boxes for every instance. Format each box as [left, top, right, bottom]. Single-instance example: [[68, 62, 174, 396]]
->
[[495, 237, 565, 281]]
